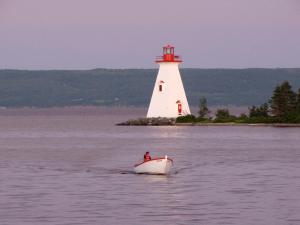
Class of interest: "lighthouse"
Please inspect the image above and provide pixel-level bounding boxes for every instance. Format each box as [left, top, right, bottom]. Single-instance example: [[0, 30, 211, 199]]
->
[[147, 45, 191, 118]]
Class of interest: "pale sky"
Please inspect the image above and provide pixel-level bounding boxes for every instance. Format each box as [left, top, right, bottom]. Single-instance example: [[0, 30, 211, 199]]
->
[[1, 0, 300, 69]]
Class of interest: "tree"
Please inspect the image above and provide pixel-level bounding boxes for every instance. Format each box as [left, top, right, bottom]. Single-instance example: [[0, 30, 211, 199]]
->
[[198, 97, 210, 118], [214, 108, 236, 122], [249, 103, 269, 118], [269, 81, 297, 117], [215, 108, 230, 119], [296, 88, 300, 113]]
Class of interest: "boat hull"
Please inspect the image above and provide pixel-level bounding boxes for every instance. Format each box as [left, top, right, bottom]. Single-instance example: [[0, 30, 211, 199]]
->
[[134, 156, 173, 175]]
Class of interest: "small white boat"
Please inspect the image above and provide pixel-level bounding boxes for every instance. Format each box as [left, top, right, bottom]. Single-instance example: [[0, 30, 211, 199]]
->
[[134, 155, 173, 175]]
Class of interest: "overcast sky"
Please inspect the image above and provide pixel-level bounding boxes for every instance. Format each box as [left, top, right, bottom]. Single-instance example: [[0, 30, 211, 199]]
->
[[1, 0, 300, 69]]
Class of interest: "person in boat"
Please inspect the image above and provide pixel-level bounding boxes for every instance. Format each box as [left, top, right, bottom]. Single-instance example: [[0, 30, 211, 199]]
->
[[144, 151, 151, 162]]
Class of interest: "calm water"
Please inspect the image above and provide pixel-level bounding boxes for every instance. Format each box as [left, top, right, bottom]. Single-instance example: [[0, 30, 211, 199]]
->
[[0, 107, 300, 225]]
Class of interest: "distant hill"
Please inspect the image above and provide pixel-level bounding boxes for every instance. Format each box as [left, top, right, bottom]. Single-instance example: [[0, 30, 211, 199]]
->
[[0, 68, 300, 108]]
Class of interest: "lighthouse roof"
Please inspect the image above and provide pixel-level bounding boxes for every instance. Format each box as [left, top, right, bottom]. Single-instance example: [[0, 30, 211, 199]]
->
[[164, 44, 174, 48], [155, 44, 182, 63]]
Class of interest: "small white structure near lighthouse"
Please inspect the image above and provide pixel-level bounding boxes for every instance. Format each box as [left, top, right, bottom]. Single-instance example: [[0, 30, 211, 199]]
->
[[147, 45, 191, 118]]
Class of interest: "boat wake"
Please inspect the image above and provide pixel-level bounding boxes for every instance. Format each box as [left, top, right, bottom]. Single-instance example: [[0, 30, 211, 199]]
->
[[31, 164, 184, 176]]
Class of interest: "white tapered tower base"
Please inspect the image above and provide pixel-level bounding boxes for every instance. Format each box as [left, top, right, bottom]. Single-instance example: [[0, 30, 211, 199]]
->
[[147, 61, 190, 118]]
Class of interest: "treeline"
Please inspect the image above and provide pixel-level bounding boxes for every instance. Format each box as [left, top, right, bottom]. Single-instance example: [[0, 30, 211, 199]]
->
[[177, 81, 300, 123], [1, 68, 300, 107]]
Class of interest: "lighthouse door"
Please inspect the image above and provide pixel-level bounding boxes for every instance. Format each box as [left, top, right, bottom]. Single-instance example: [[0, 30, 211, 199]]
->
[[178, 103, 182, 115]]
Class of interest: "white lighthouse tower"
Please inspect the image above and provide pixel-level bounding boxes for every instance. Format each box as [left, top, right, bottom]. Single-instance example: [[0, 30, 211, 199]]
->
[[147, 45, 191, 118]]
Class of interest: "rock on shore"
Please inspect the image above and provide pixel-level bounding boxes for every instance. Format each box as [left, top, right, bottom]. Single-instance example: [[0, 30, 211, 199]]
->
[[116, 117, 176, 126]]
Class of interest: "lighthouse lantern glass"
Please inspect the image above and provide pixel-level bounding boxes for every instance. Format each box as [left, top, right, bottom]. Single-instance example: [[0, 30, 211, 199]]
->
[[156, 45, 182, 63]]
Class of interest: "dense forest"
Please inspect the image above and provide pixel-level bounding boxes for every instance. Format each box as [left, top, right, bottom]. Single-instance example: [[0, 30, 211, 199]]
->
[[0, 68, 300, 107]]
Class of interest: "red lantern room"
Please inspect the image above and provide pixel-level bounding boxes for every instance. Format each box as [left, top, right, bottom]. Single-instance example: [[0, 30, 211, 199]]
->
[[156, 45, 182, 63]]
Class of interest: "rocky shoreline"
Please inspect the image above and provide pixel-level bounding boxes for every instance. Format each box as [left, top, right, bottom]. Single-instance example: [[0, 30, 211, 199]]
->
[[116, 117, 176, 126], [117, 118, 300, 127], [175, 122, 300, 127]]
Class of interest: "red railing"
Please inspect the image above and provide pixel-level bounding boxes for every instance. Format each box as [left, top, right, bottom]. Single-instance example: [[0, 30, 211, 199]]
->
[[155, 55, 182, 63]]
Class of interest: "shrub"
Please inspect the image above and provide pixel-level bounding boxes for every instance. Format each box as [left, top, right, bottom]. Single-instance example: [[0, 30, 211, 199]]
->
[[176, 114, 196, 123], [214, 108, 236, 123]]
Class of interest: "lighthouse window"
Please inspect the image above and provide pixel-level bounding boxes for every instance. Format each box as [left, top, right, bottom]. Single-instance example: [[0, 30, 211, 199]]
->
[[159, 84, 162, 92], [166, 48, 171, 54]]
